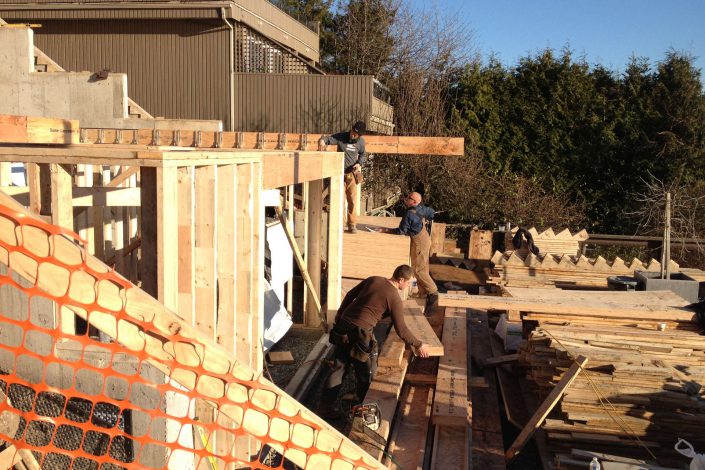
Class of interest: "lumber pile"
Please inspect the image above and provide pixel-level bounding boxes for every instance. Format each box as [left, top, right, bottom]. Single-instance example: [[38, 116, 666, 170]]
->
[[506, 227, 588, 257], [488, 251, 680, 288], [439, 288, 697, 330], [520, 321, 705, 467]]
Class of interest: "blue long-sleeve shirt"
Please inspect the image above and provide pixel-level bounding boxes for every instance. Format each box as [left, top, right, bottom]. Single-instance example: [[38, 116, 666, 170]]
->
[[396, 205, 435, 236]]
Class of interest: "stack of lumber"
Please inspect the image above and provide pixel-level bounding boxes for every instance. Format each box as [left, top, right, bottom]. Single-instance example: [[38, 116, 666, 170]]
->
[[342, 215, 410, 280], [488, 251, 680, 288], [520, 322, 705, 467], [506, 227, 588, 257], [439, 288, 698, 330]]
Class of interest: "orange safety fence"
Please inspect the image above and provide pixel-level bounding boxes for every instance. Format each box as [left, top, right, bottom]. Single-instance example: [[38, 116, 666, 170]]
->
[[0, 191, 385, 470]]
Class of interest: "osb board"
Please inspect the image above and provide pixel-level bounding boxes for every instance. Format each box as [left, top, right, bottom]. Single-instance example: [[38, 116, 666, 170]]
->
[[342, 231, 410, 280]]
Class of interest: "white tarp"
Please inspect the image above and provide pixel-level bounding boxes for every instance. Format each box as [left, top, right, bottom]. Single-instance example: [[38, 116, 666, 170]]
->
[[263, 222, 294, 351]]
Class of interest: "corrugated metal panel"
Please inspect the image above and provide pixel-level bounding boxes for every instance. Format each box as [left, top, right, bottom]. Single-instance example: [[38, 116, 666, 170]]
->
[[0, 8, 220, 19], [25, 19, 231, 128], [233, 73, 375, 134]]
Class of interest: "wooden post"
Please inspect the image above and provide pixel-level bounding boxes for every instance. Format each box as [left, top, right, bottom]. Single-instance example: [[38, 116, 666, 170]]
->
[[251, 162, 264, 369], [140, 167, 179, 310], [286, 185, 294, 314], [177, 166, 195, 324], [326, 175, 344, 325], [0, 162, 11, 186], [306, 179, 322, 327], [50, 163, 74, 334]]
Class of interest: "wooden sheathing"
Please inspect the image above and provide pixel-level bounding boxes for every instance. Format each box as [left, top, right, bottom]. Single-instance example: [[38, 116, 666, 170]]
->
[[489, 250, 681, 288], [506, 226, 589, 257], [342, 215, 410, 280]]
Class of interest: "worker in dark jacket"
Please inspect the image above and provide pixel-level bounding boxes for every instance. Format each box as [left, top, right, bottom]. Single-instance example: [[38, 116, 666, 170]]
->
[[318, 265, 430, 419], [381, 192, 439, 315], [318, 121, 367, 233]]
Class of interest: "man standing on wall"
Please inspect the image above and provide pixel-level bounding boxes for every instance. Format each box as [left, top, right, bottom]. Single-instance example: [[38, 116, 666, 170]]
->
[[318, 264, 430, 420], [380, 192, 439, 316], [318, 121, 367, 233]]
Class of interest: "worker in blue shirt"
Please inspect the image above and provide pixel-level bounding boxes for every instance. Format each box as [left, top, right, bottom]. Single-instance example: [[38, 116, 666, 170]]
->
[[380, 192, 439, 315], [318, 121, 367, 233]]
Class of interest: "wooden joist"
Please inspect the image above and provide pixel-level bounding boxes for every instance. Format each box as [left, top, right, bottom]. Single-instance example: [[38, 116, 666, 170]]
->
[[0, 115, 79, 145]]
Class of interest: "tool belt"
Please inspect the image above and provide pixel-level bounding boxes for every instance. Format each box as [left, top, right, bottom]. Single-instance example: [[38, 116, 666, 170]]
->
[[329, 320, 377, 362]]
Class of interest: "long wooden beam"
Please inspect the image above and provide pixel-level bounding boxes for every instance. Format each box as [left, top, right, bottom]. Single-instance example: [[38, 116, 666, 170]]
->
[[78, 128, 464, 156], [0, 189, 385, 470], [0, 115, 464, 155]]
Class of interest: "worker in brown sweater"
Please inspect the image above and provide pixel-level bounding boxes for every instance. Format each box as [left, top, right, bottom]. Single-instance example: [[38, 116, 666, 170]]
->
[[318, 264, 430, 419]]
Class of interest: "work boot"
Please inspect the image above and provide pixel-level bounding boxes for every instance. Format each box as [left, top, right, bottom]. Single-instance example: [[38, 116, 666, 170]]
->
[[348, 224, 358, 234], [424, 293, 439, 316]]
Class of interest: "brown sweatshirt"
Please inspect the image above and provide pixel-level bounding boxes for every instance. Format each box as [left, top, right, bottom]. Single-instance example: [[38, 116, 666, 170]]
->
[[335, 276, 422, 348]]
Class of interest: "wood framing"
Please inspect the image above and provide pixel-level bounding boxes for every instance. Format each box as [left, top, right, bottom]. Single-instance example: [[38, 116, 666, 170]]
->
[[0, 190, 386, 470]]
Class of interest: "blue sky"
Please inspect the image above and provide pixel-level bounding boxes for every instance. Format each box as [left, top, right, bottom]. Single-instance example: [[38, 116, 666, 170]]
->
[[408, 0, 705, 77]]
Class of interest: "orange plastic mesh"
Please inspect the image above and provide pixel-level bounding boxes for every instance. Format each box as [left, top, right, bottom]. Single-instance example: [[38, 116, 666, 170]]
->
[[0, 199, 383, 470]]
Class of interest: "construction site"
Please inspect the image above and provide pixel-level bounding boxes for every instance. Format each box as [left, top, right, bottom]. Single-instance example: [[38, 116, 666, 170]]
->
[[0, 2, 704, 470]]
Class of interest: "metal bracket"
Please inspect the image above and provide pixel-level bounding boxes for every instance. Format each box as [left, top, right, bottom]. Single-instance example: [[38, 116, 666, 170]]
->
[[277, 133, 287, 150], [115, 129, 122, 145], [215, 131, 223, 148], [257, 132, 265, 149], [151, 129, 160, 146], [172, 130, 181, 147], [300, 133, 308, 151], [195, 130, 202, 148]]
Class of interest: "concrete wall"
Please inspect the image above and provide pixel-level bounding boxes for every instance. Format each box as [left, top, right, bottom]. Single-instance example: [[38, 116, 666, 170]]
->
[[0, 26, 221, 131]]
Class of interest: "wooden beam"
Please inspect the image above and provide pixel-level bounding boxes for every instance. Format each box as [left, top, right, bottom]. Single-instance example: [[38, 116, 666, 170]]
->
[[0, 189, 387, 470], [433, 307, 468, 427], [326, 175, 344, 324], [77, 127, 464, 156], [439, 290, 695, 322], [505, 355, 588, 462], [305, 179, 323, 327], [404, 306, 444, 357], [262, 152, 343, 189], [0, 115, 79, 144]]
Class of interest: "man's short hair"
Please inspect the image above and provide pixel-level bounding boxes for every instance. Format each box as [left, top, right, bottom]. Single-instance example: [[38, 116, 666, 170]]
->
[[392, 264, 414, 281], [352, 121, 366, 135]]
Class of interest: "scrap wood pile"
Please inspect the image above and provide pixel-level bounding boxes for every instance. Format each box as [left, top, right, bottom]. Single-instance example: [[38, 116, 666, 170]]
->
[[488, 251, 680, 289], [520, 317, 705, 467]]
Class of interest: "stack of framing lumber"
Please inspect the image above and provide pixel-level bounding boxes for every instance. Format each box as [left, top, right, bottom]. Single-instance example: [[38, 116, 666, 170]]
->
[[488, 251, 680, 288], [439, 288, 697, 330], [506, 227, 588, 257], [520, 322, 705, 467]]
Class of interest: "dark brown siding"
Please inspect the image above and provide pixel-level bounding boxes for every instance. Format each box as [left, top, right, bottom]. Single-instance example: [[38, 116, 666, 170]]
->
[[26, 19, 231, 128], [234, 73, 373, 134]]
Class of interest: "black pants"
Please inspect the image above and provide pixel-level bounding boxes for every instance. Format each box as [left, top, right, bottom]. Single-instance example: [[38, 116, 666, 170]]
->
[[323, 321, 378, 403]]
